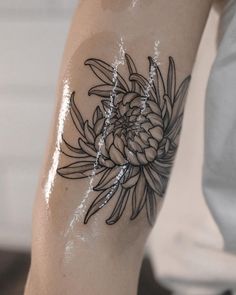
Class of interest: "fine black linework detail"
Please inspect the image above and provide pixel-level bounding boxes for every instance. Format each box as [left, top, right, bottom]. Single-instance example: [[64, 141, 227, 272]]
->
[[57, 53, 191, 225]]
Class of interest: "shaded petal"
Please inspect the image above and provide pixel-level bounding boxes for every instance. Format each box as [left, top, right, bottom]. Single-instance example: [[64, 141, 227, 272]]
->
[[131, 172, 147, 219], [147, 101, 162, 116], [62, 135, 85, 156], [95, 135, 109, 158], [57, 161, 104, 179], [145, 147, 156, 162], [106, 188, 129, 225], [167, 56, 176, 103], [137, 152, 148, 165], [79, 139, 97, 157], [148, 57, 166, 108], [84, 185, 118, 224], [129, 73, 156, 99], [125, 53, 139, 92], [92, 105, 103, 125], [143, 165, 162, 195], [70, 92, 85, 137], [109, 144, 127, 165], [128, 139, 142, 153], [84, 121, 95, 144], [170, 76, 191, 125], [147, 113, 162, 126], [146, 191, 158, 226], [94, 118, 105, 135], [149, 126, 163, 142], [94, 165, 127, 191], [98, 156, 115, 168], [125, 147, 140, 166], [88, 84, 125, 98], [148, 138, 158, 150], [114, 135, 125, 154], [84, 58, 129, 91], [122, 167, 140, 188], [105, 132, 114, 150]]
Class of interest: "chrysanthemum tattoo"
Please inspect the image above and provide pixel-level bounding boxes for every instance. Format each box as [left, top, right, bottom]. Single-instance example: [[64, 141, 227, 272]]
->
[[57, 53, 191, 226]]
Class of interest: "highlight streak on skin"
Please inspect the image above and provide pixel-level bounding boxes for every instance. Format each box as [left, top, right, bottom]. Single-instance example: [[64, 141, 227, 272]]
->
[[65, 38, 126, 235], [140, 40, 161, 112], [44, 79, 70, 207], [134, 40, 161, 135], [130, 0, 139, 9]]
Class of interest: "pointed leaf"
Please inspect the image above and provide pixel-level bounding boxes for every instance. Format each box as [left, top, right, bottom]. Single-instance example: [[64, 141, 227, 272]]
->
[[122, 167, 140, 188], [106, 188, 129, 225], [172, 76, 191, 121], [129, 73, 156, 100], [79, 139, 97, 157], [125, 53, 138, 92], [84, 121, 95, 144], [143, 166, 162, 195], [148, 57, 165, 107], [131, 172, 147, 219], [70, 92, 85, 136], [57, 161, 104, 179], [92, 105, 103, 125], [94, 166, 127, 191], [88, 84, 125, 98], [84, 186, 118, 224], [84, 58, 129, 91], [146, 191, 157, 226], [167, 56, 176, 103]]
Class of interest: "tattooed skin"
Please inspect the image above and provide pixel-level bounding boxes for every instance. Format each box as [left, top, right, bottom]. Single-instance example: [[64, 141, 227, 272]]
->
[[57, 54, 191, 225]]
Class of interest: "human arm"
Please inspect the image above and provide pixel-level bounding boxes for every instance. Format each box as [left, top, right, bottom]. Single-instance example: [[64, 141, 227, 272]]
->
[[25, 1, 213, 295]]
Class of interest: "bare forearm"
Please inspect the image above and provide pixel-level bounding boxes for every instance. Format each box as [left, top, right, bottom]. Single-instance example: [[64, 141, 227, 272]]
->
[[25, 1, 212, 295]]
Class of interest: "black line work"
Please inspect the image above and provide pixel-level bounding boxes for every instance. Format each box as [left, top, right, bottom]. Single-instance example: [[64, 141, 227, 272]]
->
[[57, 53, 191, 225]]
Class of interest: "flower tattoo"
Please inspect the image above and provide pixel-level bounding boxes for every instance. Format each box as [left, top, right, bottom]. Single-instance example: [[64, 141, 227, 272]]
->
[[57, 53, 191, 226]]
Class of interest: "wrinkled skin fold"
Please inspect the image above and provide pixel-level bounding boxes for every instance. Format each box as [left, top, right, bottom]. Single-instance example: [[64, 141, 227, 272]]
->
[[57, 53, 191, 225]]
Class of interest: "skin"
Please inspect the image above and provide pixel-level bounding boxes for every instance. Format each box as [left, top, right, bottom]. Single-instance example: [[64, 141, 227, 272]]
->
[[25, 1, 213, 295]]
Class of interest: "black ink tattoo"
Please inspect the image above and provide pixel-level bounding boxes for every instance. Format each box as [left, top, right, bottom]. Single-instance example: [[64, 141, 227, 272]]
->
[[57, 53, 191, 225]]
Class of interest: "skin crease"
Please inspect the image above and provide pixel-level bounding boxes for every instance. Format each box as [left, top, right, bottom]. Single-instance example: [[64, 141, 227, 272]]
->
[[25, 1, 214, 295]]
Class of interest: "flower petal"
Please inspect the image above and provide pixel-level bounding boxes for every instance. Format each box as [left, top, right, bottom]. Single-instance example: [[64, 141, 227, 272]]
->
[[106, 188, 129, 225], [114, 135, 125, 154], [79, 139, 97, 157], [137, 152, 148, 165], [98, 156, 115, 168], [57, 161, 104, 179], [84, 58, 129, 91], [84, 186, 118, 224], [125, 147, 140, 166], [143, 165, 163, 195], [88, 84, 125, 98], [167, 56, 176, 103], [70, 92, 85, 137], [122, 168, 140, 188], [131, 172, 147, 219], [84, 121, 95, 144], [94, 118, 105, 135], [145, 147, 156, 162], [149, 126, 163, 142], [109, 144, 127, 165], [94, 165, 127, 191], [93, 105, 103, 125], [146, 191, 158, 226]]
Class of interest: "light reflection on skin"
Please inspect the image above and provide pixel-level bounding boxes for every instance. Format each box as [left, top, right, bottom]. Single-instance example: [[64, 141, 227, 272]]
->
[[44, 79, 71, 208], [130, 0, 139, 9], [135, 40, 161, 133], [64, 39, 162, 240], [64, 37, 127, 238]]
